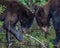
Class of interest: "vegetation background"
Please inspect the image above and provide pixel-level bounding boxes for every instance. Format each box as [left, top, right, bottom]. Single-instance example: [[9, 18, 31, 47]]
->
[[0, 0, 56, 48]]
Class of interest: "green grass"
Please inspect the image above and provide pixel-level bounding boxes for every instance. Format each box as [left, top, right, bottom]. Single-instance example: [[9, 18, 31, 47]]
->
[[0, 20, 55, 48], [0, 19, 55, 48]]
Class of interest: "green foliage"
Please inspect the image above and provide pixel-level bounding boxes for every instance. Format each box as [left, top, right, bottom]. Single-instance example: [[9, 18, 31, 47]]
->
[[19, 0, 27, 6], [40, 0, 46, 6], [0, 5, 6, 14], [19, 0, 46, 6], [49, 42, 54, 48]]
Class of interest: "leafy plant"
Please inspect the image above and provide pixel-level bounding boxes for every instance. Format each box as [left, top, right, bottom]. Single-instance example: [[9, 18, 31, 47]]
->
[[0, 5, 6, 14]]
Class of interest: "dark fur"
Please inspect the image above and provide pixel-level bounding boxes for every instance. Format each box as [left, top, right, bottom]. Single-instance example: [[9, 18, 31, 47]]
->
[[33, 1, 51, 38], [34, 0, 60, 46], [33, 0, 51, 29], [0, 1, 34, 43], [49, 0, 60, 45], [43, 0, 60, 45]]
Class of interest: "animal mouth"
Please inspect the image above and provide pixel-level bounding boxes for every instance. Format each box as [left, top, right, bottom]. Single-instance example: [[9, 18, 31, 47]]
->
[[22, 28, 28, 34], [41, 26, 48, 32]]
